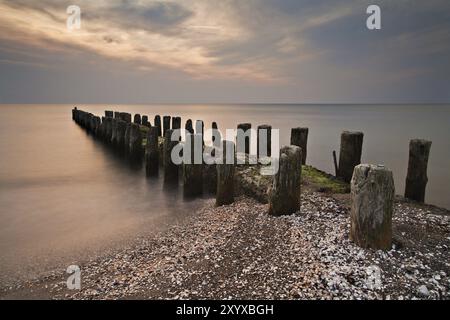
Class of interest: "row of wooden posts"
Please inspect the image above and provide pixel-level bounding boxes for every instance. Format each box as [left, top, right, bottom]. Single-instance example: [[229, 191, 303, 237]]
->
[[72, 108, 432, 250]]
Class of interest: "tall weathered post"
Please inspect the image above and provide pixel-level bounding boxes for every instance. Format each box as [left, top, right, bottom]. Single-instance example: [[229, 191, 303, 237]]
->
[[163, 116, 171, 136], [269, 146, 302, 216], [257, 124, 272, 158], [237, 123, 251, 155], [291, 127, 308, 165], [216, 140, 235, 206], [104, 117, 113, 143], [145, 127, 159, 176], [105, 110, 114, 118], [124, 123, 131, 153], [405, 139, 432, 203], [116, 120, 127, 150], [337, 131, 364, 183], [350, 164, 395, 250], [142, 115, 150, 127], [155, 115, 162, 136], [129, 123, 143, 159], [183, 134, 203, 197], [185, 119, 194, 134], [172, 117, 181, 130], [111, 118, 119, 144], [134, 114, 142, 125], [120, 112, 132, 123], [72, 107, 77, 120], [114, 111, 120, 119], [163, 129, 178, 183]]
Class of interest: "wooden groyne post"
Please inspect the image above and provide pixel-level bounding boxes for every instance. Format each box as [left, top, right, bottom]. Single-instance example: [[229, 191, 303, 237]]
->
[[337, 131, 364, 183], [142, 115, 150, 127], [405, 139, 432, 203], [105, 110, 113, 118], [237, 123, 251, 155], [183, 133, 203, 197], [163, 116, 171, 137], [145, 127, 159, 176], [134, 114, 142, 125], [350, 164, 395, 250], [154, 115, 162, 136], [129, 123, 143, 158], [172, 117, 181, 130], [163, 129, 179, 183], [116, 120, 127, 150], [269, 146, 302, 216], [120, 112, 131, 123], [257, 124, 272, 158], [216, 140, 235, 206], [291, 127, 308, 165]]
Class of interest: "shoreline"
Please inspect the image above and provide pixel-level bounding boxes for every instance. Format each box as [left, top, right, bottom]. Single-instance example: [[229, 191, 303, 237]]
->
[[2, 189, 449, 300]]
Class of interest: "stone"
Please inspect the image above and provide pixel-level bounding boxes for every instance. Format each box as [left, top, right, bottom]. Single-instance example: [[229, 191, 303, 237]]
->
[[350, 164, 395, 250], [405, 139, 432, 203], [290, 127, 308, 165], [417, 285, 429, 297], [268, 146, 302, 216]]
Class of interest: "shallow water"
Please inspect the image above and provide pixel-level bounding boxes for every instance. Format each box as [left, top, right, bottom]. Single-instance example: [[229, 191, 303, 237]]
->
[[0, 104, 449, 283]]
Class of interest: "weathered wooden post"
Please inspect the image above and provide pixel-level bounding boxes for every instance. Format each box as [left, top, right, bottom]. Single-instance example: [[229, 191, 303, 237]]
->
[[163, 129, 179, 183], [93, 116, 101, 137], [120, 112, 132, 123], [269, 146, 302, 216], [212, 122, 221, 150], [291, 127, 308, 165], [129, 123, 143, 159], [154, 115, 162, 136], [183, 133, 203, 197], [124, 123, 131, 152], [114, 111, 120, 119], [163, 116, 171, 136], [116, 120, 127, 150], [142, 115, 150, 127], [350, 164, 395, 250], [337, 131, 364, 183], [111, 118, 118, 144], [185, 119, 194, 134], [98, 117, 105, 139], [257, 124, 272, 158], [134, 114, 142, 125], [216, 140, 235, 206], [145, 127, 159, 176], [72, 107, 77, 120], [104, 117, 113, 142], [405, 139, 432, 203], [172, 117, 181, 130], [105, 110, 113, 118], [237, 123, 251, 155]]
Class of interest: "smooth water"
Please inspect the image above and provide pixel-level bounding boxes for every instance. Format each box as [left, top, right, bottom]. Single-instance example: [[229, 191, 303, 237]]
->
[[0, 104, 449, 283]]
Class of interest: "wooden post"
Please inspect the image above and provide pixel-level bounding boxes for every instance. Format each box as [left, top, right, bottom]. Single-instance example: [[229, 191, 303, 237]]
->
[[237, 123, 251, 155], [114, 111, 120, 119], [338, 131, 364, 183], [124, 123, 131, 153], [134, 114, 142, 125], [183, 134, 203, 197], [111, 118, 118, 144], [104, 117, 113, 142], [163, 129, 178, 183], [212, 122, 221, 150], [145, 127, 159, 176], [116, 120, 127, 150], [290, 127, 308, 165], [129, 123, 143, 159], [163, 116, 171, 137], [154, 115, 162, 136], [105, 110, 113, 118], [216, 140, 235, 206], [185, 119, 194, 134], [120, 112, 131, 123], [405, 139, 432, 203], [257, 124, 272, 158], [142, 115, 150, 127], [269, 146, 302, 216], [350, 164, 395, 250], [172, 117, 181, 130]]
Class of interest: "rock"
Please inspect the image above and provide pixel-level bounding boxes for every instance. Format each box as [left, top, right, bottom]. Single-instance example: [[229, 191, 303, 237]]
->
[[417, 285, 429, 297]]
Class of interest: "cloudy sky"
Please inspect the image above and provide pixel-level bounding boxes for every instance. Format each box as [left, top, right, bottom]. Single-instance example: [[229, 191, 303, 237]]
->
[[0, 0, 449, 104]]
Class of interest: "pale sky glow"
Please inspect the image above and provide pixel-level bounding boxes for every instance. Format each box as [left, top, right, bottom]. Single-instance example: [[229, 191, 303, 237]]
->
[[0, 0, 449, 103]]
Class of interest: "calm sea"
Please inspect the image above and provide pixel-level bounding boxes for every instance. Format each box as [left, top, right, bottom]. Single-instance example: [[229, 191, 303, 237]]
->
[[0, 104, 449, 283]]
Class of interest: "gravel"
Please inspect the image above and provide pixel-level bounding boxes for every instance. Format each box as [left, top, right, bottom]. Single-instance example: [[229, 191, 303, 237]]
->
[[1, 191, 449, 300]]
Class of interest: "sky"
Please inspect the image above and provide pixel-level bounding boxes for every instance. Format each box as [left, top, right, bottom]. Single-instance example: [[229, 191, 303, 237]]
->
[[0, 0, 449, 104]]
